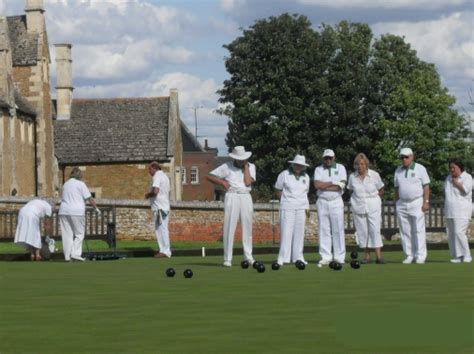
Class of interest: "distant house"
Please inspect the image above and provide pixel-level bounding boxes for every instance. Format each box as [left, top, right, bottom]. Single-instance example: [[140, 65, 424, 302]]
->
[[181, 123, 218, 201], [0, 1, 58, 197]]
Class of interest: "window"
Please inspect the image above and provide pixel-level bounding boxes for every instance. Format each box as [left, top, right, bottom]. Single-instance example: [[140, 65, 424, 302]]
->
[[190, 166, 199, 184], [181, 167, 186, 184]]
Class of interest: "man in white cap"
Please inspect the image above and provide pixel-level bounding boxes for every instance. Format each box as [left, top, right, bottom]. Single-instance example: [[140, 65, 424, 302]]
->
[[314, 149, 347, 264], [207, 146, 256, 267], [274, 154, 310, 266], [394, 148, 430, 264]]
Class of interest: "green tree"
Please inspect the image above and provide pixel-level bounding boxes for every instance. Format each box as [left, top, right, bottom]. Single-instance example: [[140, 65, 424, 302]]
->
[[218, 14, 470, 199]]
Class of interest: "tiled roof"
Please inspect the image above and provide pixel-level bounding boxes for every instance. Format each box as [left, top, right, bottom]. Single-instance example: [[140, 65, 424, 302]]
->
[[6, 16, 39, 66], [54, 97, 171, 164]]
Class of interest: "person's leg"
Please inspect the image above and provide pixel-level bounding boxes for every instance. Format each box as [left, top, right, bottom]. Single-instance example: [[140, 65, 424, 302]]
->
[[446, 218, 457, 259], [277, 209, 294, 265], [453, 218, 471, 262], [222, 194, 240, 265], [317, 199, 332, 263], [70, 216, 86, 259], [291, 209, 306, 263], [413, 208, 427, 263], [59, 215, 74, 261], [396, 202, 413, 262], [240, 194, 254, 263], [330, 199, 346, 263], [353, 212, 369, 262], [156, 211, 171, 257], [367, 208, 383, 262]]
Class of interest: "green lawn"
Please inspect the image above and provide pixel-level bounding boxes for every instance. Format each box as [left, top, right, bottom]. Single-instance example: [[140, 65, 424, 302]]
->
[[0, 250, 472, 354]]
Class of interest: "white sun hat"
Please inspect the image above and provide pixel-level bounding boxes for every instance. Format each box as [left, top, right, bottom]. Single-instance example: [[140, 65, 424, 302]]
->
[[229, 146, 252, 160], [399, 147, 413, 156], [322, 149, 335, 158], [288, 154, 309, 167]]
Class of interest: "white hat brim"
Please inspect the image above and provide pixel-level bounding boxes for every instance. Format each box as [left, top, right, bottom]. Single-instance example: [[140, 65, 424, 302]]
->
[[229, 151, 252, 160], [288, 160, 309, 167]]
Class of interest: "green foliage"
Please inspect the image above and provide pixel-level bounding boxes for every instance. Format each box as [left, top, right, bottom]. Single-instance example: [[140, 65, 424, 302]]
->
[[218, 14, 470, 198]]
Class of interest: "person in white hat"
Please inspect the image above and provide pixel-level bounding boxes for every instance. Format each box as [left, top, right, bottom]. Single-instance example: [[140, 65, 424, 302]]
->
[[14, 199, 55, 261], [394, 147, 430, 264], [443, 157, 472, 263], [207, 146, 256, 267], [314, 149, 347, 264], [347, 153, 385, 264], [274, 154, 310, 266]]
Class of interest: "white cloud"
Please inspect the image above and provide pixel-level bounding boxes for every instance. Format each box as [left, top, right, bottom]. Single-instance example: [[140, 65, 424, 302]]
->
[[220, 0, 247, 12], [296, 0, 468, 9]]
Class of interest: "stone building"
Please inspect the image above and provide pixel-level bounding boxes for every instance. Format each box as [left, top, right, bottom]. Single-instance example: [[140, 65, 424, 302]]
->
[[53, 44, 183, 201], [0, 0, 58, 197], [181, 123, 218, 201]]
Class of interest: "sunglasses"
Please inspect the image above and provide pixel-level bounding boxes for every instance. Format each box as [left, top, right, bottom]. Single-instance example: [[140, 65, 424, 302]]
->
[[400, 155, 410, 159], [323, 156, 334, 160]]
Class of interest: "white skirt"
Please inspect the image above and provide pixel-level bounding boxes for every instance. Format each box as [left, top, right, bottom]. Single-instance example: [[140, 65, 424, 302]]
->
[[14, 210, 42, 249]]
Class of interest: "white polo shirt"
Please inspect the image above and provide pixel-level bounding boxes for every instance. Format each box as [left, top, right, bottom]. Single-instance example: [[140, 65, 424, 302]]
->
[[444, 171, 472, 219], [21, 199, 53, 218], [209, 161, 256, 193], [59, 178, 92, 216], [274, 168, 310, 210], [348, 169, 384, 214], [314, 162, 347, 200], [150, 170, 171, 212], [394, 162, 430, 201]]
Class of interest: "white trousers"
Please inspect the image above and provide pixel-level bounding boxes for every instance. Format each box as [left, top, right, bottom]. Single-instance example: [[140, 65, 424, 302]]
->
[[317, 198, 345, 263], [277, 209, 306, 264], [223, 193, 253, 263], [396, 198, 427, 261], [353, 209, 383, 249], [59, 215, 85, 261], [154, 211, 171, 257], [446, 218, 471, 259]]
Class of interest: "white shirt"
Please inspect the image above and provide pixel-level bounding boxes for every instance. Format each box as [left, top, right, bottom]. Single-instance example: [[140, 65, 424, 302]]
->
[[209, 161, 256, 193], [444, 171, 472, 219], [150, 170, 171, 212], [394, 162, 430, 201], [348, 169, 384, 214], [274, 168, 310, 210], [59, 178, 92, 216], [21, 199, 52, 218], [314, 162, 347, 200]]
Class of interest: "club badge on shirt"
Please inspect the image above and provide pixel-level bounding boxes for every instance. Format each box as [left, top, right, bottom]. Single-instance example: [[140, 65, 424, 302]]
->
[[335, 171, 339, 175], [411, 173, 416, 177]]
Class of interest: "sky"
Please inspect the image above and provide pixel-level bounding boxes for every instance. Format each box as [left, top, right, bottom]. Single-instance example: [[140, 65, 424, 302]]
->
[[1, 0, 472, 155]]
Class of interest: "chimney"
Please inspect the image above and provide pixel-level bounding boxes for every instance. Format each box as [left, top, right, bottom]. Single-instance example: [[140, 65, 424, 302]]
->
[[204, 139, 209, 150], [25, 0, 45, 34], [55, 43, 73, 120]]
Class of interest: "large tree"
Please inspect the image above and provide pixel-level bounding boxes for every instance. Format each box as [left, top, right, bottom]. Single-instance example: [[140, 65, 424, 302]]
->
[[218, 14, 470, 199]]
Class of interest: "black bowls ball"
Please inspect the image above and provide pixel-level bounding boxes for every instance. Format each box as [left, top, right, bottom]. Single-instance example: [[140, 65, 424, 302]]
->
[[329, 261, 336, 269], [350, 251, 358, 260], [350, 260, 361, 269], [271, 262, 280, 270], [256, 263, 266, 273], [253, 261, 261, 269], [241, 260, 250, 269], [183, 269, 193, 278], [333, 262, 342, 271], [295, 260, 306, 270], [165, 268, 176, 277]]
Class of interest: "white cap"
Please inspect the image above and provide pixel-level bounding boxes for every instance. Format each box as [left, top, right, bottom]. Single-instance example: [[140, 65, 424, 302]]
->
[[322, 149, 335, 158], [399, 147, 413, 156], [229, 146, 252, 160], [288, 154, 309, 167]]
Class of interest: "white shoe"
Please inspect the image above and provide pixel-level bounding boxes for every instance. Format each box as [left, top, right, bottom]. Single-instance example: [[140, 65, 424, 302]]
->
[[223, 261, 232, 267], [71, 255, 85, 262], [402, 257, 414, 264], [247, 259, 255, 266], [318, 260, 331, 265], [450, 258, 462, 263], [462, 257, 472, 263], [415, 259, 425, 264]]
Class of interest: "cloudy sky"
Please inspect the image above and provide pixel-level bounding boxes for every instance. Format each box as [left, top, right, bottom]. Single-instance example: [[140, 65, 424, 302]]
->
[[1, 0, 472, 155]]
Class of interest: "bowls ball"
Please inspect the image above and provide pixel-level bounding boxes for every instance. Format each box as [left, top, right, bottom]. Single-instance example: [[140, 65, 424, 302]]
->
[[183, 268, 193, 278], [165, 268, 176, 277]]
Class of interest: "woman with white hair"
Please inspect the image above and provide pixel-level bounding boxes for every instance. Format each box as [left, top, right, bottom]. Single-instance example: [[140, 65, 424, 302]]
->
[[274, 155, 310, 266], [14, 199, 54, 261], [347, 153, 385, 264], [59, 167, 100, 261]]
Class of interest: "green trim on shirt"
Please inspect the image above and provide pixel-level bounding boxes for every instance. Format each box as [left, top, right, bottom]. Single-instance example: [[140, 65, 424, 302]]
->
[[288, 167, 307, 181], [323, 161, 337, 176], [403, 162, 416, 178]]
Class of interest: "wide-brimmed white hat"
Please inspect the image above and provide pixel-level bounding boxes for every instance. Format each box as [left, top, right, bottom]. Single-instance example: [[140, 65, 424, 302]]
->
[[322, 149, 335, 158], [229, 146, 252, 160], [288, 154, 309, 167], [399, 147, 413, 156]]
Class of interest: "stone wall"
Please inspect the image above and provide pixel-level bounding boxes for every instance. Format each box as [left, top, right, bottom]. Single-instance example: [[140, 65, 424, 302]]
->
[[1, 197, 472, 244]]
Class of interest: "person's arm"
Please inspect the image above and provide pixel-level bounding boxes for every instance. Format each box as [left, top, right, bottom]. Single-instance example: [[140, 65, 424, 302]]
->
[[207, 174, 230, 191], [145, 187, 160, 199], [243, 162, 253, 186], [378, 188, 385, 197], [452, 177, 467, 194], [86, 197, 101, 215], [422, 185, 430, 212]]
